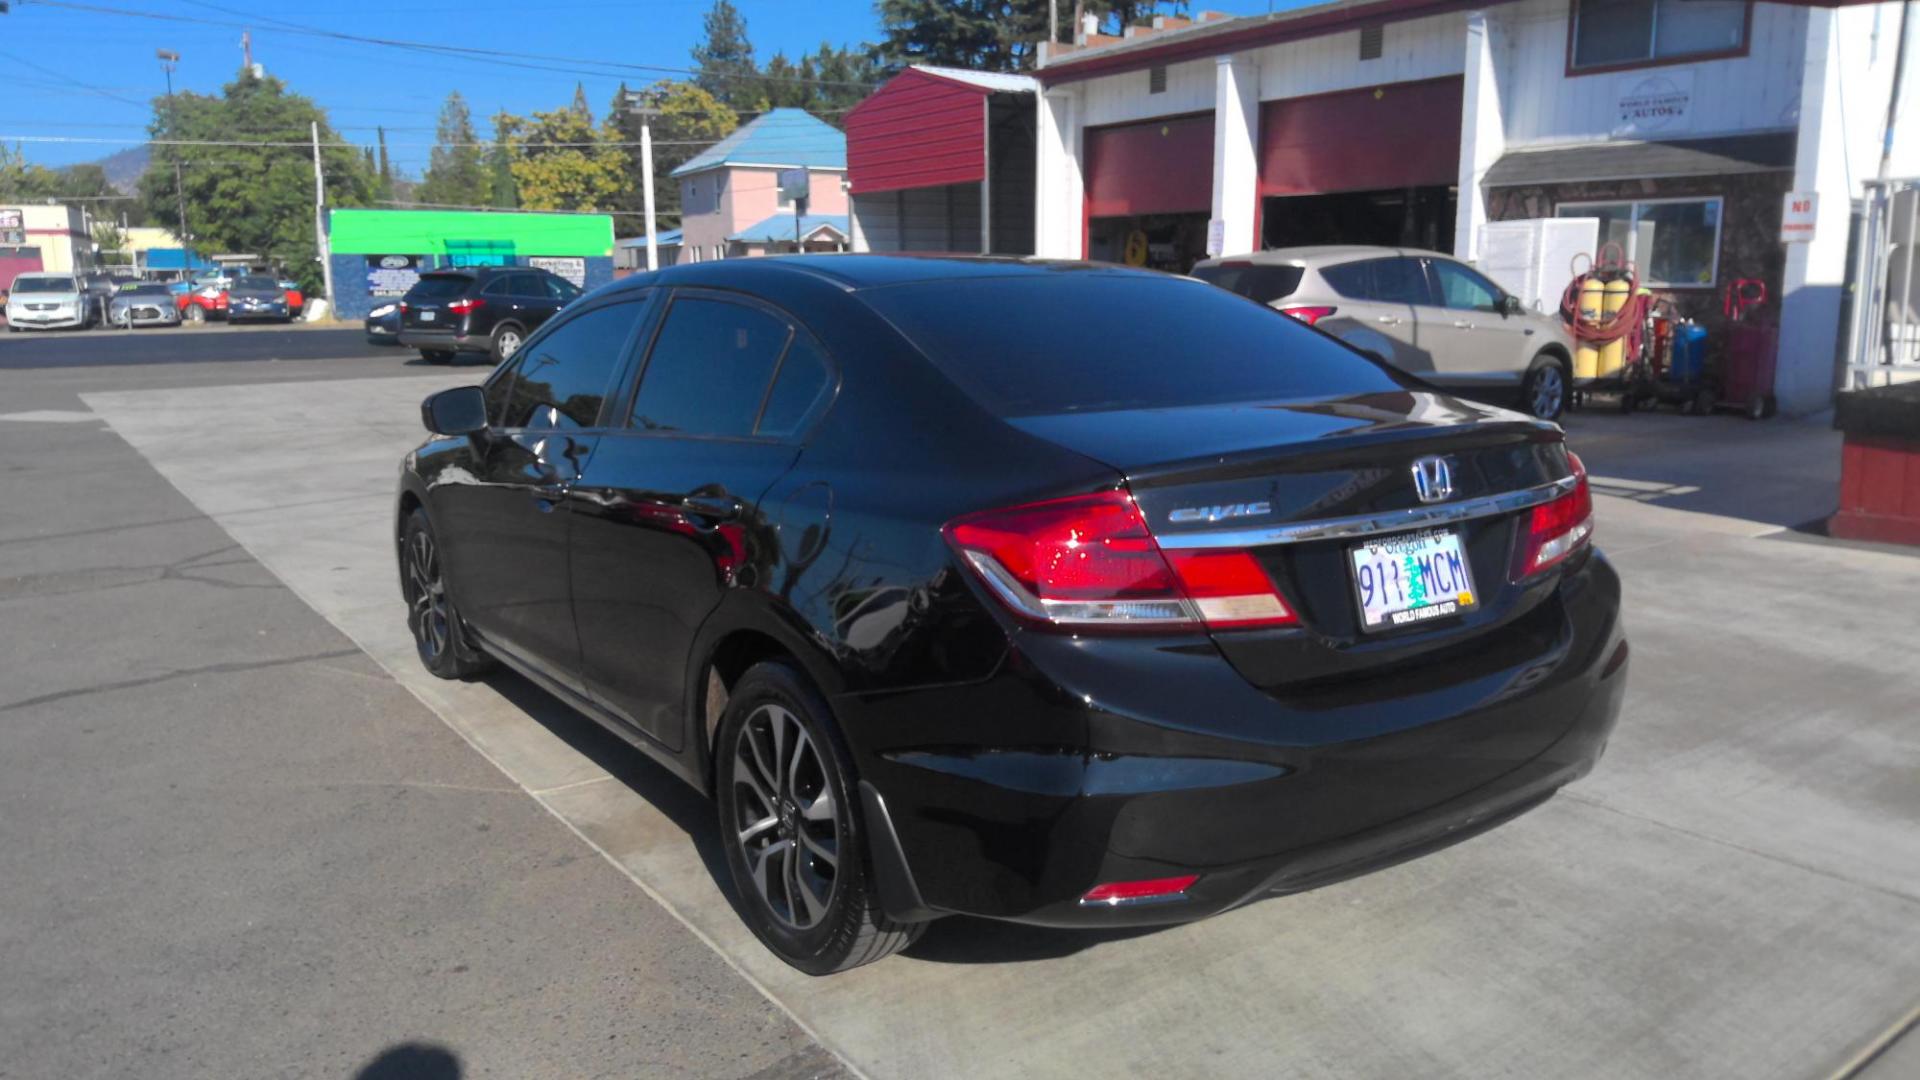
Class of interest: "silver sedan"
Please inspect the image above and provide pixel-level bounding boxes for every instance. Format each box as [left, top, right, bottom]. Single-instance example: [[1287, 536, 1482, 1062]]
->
[[109, 284, 183, 329]]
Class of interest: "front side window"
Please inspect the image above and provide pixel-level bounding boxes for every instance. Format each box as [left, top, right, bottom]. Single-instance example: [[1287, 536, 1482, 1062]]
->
[[501, 302, 644, 430], [1572, 0, 1746, 69], [1558, 198, 1722, 287], [1428, 260, 1502, 312]]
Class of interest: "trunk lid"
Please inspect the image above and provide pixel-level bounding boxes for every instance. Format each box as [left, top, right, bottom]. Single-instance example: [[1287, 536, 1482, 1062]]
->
[[1009, 391, 1577, 691]]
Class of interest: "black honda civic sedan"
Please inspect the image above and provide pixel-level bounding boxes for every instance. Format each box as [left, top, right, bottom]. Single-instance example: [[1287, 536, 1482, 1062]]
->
[[396, 255, 1627, 974]]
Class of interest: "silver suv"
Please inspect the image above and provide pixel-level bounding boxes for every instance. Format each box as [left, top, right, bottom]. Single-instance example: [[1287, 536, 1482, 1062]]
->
[[1193, 246, 1575, 420]]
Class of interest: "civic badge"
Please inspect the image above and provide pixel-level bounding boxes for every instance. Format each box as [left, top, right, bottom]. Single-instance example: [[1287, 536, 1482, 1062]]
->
[[1410, 456, 1454, 504]]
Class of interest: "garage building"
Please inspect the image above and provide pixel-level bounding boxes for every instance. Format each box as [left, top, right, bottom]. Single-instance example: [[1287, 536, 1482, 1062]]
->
[[1022, 1, 1917, 414]]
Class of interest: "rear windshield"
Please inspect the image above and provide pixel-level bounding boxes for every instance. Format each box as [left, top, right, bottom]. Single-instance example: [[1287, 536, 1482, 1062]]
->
[[12, 277, 77, 293], [236, 276, 278, 290], [407, 275, 473, 300], [1190, 263, 1304, 305], [863, 272, 1404, 417]]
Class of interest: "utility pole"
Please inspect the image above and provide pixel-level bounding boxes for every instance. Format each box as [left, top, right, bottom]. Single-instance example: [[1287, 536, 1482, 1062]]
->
[[1880, 0, 1912, 180], [621, 89, 661, 271], [1049, 0, 1059, 49], [157, 50, 190, 258], [311, 121, 335, 316]]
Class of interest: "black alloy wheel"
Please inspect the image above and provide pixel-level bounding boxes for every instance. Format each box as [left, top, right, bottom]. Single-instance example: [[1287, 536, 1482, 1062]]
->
[[716, 662, 925, 974], [401, 509, 493, 679]]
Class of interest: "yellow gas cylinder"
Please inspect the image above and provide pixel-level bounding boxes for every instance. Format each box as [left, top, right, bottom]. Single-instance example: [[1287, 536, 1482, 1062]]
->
[[1597, 277, 1631, 377], [1574, 277, 1604, 379]]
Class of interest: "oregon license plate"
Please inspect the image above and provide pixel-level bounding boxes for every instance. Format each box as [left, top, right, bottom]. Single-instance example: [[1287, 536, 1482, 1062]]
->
[[1349, 528, 1478, 631]]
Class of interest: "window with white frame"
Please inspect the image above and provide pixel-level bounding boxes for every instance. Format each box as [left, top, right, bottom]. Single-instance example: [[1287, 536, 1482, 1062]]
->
[[1571, 0, 1746, 70], [1556, 197, 1723, 287]]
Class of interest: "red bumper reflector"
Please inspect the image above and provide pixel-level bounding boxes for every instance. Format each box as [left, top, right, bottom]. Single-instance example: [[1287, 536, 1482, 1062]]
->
[[1080, 875, 1200, 906]]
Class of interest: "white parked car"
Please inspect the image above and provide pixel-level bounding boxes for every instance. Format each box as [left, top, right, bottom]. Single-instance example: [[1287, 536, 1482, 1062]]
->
[[4, 272, 94, 331], [1192, 246, 1577, 420]]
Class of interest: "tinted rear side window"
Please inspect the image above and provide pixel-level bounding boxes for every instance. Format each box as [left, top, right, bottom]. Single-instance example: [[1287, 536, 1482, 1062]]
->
[[631, 296, 791, 437], [757, 335, 831, 437], [1190, 263, 1304, 304], [864, 274, 1405, 417], [1322, 257, 1433, 305], [408, 275, 471, 300]]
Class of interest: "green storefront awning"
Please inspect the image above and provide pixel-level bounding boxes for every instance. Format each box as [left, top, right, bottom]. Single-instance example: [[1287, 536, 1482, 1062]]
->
[[328, 209, 614, 257]]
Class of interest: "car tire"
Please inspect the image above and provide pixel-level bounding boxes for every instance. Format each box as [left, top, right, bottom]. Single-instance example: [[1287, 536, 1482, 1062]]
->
[[489, 322, 525, 364], [1521, 355, 1569, 421], [421, 349, 454, 365], [401, 509, 495, 680], [183, 305, 205, 324], [716, 661, 927, 975]]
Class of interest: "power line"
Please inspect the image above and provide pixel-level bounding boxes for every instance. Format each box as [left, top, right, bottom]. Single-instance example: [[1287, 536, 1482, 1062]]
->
[[19, 0, 882, 90]]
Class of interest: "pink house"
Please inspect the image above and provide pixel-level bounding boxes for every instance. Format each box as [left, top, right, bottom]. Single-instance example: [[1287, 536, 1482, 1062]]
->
[[672, 108, 851, 262]]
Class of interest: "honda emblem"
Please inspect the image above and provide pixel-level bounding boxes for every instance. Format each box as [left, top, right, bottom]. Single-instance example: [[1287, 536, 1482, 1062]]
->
[[1411, 456, 1454, 504]]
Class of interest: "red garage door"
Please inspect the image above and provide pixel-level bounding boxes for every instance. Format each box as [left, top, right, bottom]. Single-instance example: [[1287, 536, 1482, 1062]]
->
[[1258, 77, 1463, 196], [1085, 113, 1215, 217]]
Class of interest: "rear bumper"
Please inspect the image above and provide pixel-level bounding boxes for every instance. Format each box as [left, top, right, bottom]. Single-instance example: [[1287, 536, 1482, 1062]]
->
[[398, 327, 485, 353], [845, 550, 1626, 927]]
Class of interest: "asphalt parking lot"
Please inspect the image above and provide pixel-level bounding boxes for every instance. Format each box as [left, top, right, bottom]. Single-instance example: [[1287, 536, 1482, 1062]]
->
[[3, 327, 1916, 1079]]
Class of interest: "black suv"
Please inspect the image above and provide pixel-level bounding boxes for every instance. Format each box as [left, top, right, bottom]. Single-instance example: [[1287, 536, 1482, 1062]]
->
[[398, 266, 583, 363]]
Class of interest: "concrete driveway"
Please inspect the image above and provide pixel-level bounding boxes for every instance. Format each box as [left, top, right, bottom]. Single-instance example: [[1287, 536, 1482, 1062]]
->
[[65, 370, 1920, 1080]]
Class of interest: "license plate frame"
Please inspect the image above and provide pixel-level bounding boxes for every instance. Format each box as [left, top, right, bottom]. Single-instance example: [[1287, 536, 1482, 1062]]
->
[[1348, 527, 1479, 633]]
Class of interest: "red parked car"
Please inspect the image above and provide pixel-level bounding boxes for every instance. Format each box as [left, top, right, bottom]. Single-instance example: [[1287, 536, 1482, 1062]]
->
[[177, 283, 228, 323]]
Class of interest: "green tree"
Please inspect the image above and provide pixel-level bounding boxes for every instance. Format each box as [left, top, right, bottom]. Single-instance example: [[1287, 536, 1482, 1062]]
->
[[417, 92, 488, 208], [509, 106, 626, 212], [604, 80, 738, 227], [487, 110, 520, 208], [0, 147, 126, 204], [875, 0, 1185, 71], [691, 0, 758, 109], [137, 69, 376, 292]]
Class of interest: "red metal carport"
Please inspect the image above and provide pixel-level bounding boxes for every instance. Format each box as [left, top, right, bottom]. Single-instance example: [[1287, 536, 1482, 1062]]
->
[[844, 66, 1038, 254]]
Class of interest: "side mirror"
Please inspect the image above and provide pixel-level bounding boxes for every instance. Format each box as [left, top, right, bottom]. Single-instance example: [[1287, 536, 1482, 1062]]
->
[[1500, 294, 1526, 317], [421, 385, 488, 436]]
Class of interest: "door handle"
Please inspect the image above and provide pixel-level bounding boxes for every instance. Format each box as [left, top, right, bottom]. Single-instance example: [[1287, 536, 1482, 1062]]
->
[[684, 493, 743, 523], [1376, 315, 1402, 325], [1453, 320, 1475, 329]]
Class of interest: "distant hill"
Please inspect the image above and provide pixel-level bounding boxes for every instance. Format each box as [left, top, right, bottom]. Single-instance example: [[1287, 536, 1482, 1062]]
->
[[91, 146, 150, 194]]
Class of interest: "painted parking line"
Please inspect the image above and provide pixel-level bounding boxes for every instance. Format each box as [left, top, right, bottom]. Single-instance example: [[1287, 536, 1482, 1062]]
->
[[85, 375, 1920, 1080]]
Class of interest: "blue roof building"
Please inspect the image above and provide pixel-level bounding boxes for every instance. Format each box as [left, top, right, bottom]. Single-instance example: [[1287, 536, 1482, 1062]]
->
[[673, 109, 851, 263]]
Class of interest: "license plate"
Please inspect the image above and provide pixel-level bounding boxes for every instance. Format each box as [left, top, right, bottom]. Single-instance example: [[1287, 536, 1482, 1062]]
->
[[419, 310, 436, 322], [1349, 528, 1478, 631]]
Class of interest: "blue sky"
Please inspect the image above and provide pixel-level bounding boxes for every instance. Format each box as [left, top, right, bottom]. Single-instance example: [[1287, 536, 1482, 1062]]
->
[[1, 1, 1296, 175]]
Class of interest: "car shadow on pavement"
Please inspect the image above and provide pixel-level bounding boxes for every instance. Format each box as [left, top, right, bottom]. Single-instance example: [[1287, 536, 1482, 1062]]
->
[[355, 1042, 461, 1079], [476, 668, 1188, 966]]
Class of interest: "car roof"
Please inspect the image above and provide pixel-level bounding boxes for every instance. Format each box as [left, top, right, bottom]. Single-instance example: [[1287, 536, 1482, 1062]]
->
[[612, 253, 1172, 294], [1196, 245, 1460, 268]]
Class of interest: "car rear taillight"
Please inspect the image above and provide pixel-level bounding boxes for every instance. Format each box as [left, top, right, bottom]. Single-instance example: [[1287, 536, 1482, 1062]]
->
[[1512, 452, 1594, 579], [447, 297, 485, 315], [398, 301, 408, 313], [1279, 305, 1337, 326], [943, 491, 1296, 632]]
